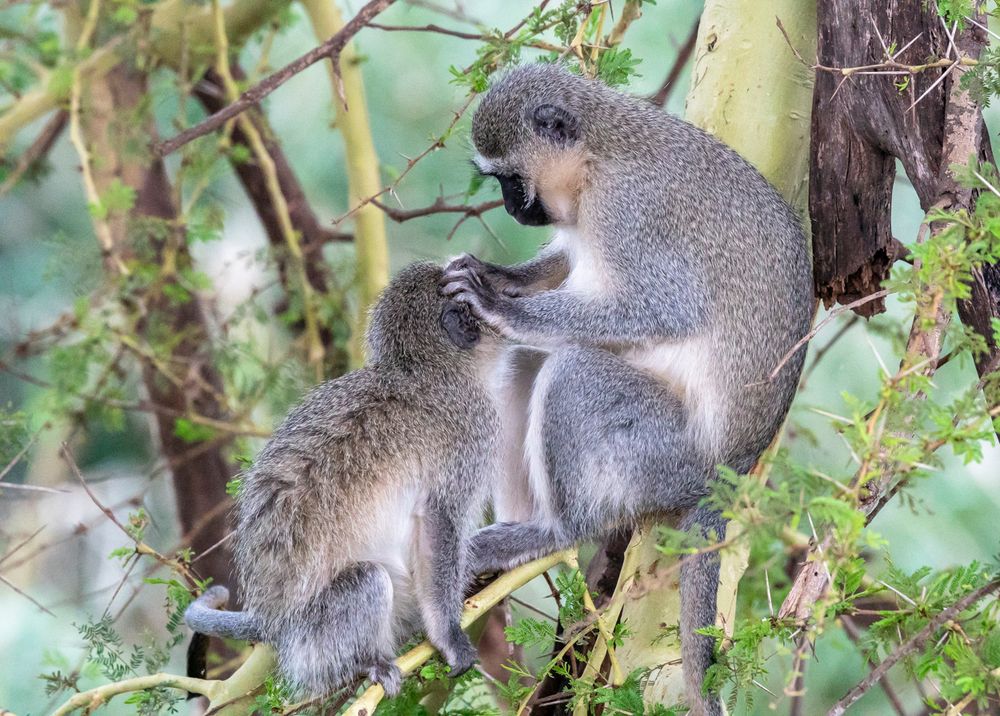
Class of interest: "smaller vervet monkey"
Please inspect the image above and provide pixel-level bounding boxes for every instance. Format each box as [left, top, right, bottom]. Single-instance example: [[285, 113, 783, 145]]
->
[[185, 262, 503, 697]]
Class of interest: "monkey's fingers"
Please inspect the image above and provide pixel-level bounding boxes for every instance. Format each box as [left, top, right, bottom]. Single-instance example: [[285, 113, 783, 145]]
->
[[441, 253, 485, 279]]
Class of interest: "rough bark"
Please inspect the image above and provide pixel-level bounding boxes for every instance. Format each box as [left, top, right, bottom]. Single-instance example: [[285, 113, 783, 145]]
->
[[810, 1, 946, 314], [811, 0, 1000, 395]]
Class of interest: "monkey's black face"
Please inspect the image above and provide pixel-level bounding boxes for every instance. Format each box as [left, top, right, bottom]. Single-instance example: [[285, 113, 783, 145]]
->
[[491, 173, 552, 227]]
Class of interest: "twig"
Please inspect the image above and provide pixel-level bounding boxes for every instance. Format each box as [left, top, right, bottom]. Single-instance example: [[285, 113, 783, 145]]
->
[[0, 572, 56, 616], [156, 0, 396, 157], [606, 0, 643, 47], [757, 289, 890, 384], [827, 579, 1000, 716], [0, 109, 67, 197], [372, 197, 503, 222], [368, 21, 482, 39], [0, 426, 45, 483], [60, 444, 198, 588], [330, 94, 477, 229], [840, 615, 907, 716], [649, 19, 700, 107], [0, 525, 45, 566]]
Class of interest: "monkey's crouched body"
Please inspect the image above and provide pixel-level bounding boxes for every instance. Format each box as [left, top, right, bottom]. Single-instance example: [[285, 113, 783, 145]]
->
[[442, 63, 814, 716], [185, 262, 502, 697]]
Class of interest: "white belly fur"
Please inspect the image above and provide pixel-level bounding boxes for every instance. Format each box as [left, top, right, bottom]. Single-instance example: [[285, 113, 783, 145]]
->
[[549, 227, 605, 295], [621, 337, 722, 454], [356, 484, 421, 634]]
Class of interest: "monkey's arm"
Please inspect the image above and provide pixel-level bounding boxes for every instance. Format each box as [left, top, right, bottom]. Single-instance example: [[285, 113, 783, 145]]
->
[[443, 250, 568, 297], [414, 494, 479, 676], [442, 271, 706, 346]]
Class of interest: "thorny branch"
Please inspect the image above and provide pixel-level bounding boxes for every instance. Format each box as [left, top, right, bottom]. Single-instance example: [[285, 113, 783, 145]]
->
[[828, 579, 1000, 716], [779, 0, 995, 668]]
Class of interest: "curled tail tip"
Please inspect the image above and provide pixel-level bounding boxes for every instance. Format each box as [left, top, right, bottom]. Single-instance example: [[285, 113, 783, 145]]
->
[[184, 585, 231, 632], [199, 585, 231, 607]]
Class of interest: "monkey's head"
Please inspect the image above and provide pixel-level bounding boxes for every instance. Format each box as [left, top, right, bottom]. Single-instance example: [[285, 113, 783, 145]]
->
[[471, 63, 593, 227], [365, 262, 498, 368]]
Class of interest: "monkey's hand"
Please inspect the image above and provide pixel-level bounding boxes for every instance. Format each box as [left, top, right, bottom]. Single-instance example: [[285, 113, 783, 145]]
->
[[442, 254, 527, 298], [439, 265, 515, 337]]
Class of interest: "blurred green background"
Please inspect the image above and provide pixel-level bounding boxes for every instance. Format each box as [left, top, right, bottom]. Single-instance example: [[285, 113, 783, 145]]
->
[[1, 1, 998, 714]]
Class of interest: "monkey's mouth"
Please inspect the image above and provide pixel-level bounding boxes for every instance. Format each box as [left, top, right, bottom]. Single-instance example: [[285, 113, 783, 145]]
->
[[492, 173, 552, 227]]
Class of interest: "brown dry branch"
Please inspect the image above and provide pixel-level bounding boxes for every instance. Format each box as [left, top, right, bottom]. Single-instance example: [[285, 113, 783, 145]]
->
[[0, 109, 67, 197], [648, 19, 699, 107], [367, 22, 564, 52], [61, 443, 199, 589], [156, 0, 396, 157], [372, 196, 503, 223], [840, 615, 908, 716], [828, 579, 1000, 716]]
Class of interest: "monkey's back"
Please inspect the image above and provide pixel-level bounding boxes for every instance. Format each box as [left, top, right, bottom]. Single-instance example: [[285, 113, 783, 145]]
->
[[233, 364, 491, 628], [579, 71, 813, 468]]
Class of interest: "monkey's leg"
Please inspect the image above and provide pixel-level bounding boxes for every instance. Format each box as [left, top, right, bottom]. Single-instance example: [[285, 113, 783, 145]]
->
[[538, 346, 712, 519], [493, 347, 548, 523], [413, 499, 479, 677], [277, 562, 401, 697], [541, 346, 723, 716]]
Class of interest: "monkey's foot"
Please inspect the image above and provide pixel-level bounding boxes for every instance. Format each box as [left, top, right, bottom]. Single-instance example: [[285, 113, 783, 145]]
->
[[368, 659, 402, 696]]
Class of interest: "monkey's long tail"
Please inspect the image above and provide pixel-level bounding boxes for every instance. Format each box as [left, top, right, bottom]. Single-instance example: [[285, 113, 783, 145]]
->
[[184, 585, 261, 641], [679, 505, 726, 716]]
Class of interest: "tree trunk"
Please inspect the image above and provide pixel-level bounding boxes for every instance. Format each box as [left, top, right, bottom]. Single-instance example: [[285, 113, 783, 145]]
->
[[809, 0, 999, 425], [81, 64, 236, 591]]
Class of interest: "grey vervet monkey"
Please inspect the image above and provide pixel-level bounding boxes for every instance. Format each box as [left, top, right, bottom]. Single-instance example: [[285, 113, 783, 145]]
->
[[184, 262, 503, 697], [441, 63, 813, 716]]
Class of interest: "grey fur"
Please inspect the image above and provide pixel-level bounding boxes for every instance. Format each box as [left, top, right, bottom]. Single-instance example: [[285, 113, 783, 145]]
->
[[184, 262, 503, 698], [442, 64, 813, 716]]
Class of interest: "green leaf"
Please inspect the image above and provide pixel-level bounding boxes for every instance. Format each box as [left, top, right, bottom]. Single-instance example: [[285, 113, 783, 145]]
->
[[173, 417, 215, 443]]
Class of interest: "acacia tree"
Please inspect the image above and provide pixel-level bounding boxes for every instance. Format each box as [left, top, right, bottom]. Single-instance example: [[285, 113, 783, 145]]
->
[[0, 1, 998, 715]]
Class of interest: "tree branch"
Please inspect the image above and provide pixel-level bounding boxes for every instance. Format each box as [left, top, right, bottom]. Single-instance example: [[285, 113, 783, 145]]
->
[[0, 109, 66, 197], [156, 0, 397, 158], [827, 579, 1000, 716], [371, 197, 503, 222], [648, 19, 699, 107]]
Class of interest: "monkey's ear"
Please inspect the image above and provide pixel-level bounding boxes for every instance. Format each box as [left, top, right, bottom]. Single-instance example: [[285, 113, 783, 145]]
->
[[441, 303, 481, 350], [531, 104, 580, 145]]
